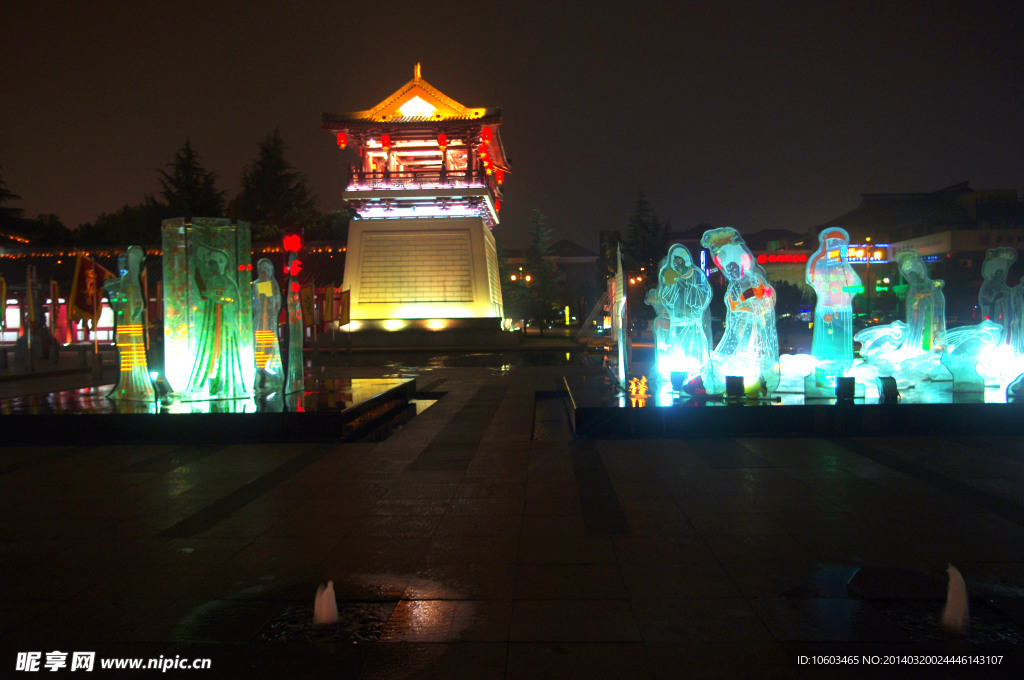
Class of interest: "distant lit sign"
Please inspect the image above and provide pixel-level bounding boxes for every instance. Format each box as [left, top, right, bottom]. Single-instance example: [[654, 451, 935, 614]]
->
[[756, 253, 808, 265]]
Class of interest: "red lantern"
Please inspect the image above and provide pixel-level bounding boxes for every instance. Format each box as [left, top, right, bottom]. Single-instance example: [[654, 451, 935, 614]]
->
[[283, 234, 303, 253], [336, 131, 347, 149], [481, 127, 493, 143], [381, 134, 391, 151], [494, 200, 501, 213], [495, 169, 504, 184], [437, 133, 448, 151], [477, 142, 488, 159]]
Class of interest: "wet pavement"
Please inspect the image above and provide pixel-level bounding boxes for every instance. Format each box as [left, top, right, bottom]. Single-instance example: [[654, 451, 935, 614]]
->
[[2, 338, 1024, 677]]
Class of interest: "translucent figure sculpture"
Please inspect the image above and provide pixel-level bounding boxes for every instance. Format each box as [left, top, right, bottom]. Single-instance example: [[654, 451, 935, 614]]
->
[[686, 227, 779, 397], [897, 248, 946, 354], [1007, 274, 1024, 356], [979, 247, 1016, 330], [252, 258, 284, 392], [162, 218, 254, 396], [644, 265, 671, 380], [285, 251, 304, 395], [806, 228, 860, 371], [103, 245, 155, 401], [185, 244, 248, 399], [940, 320, 1003, 392], [657, 244, 712, 380]]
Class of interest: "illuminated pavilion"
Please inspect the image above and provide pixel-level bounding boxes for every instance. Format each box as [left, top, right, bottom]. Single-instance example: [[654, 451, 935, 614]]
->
[[323, 64, 509, 331]]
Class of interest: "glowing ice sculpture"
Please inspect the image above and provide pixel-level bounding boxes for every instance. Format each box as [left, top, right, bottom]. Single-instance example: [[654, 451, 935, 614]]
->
[[103, 245, 155, 401], [648, 244, 712, 381], [939, 320, 1002, 392], [162, 218, 254, 399], [979, 247, 1015, 331], [686, 227, 779, 397], [898, 248, 947, 354], [805, 228, 860, 395], [252, 258, 284, 393], [853, 249, 948, 383]]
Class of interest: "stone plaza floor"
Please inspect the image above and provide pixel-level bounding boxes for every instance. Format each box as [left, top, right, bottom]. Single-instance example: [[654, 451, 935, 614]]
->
[[2, 345, 1024, 678]]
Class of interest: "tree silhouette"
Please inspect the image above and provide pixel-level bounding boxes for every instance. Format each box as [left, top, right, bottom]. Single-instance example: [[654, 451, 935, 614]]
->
[[229, 129, 318, 240], [157, 140, 225, 220], [0, 165, 26, 229], [524, 209, 560, 334]]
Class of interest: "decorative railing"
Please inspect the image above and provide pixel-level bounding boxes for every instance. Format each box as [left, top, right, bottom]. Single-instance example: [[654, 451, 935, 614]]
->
[[346, 168, 488, 191]]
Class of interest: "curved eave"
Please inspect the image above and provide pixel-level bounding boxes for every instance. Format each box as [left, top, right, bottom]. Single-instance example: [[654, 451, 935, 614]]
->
[[322, 109, 502, 129]]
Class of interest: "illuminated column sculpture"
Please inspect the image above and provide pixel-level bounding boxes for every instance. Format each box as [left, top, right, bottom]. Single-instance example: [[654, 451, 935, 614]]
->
[[161, 218, 254, 399], [805, 228, 860, 393], [895, 248, 946, 354], [283, 240, 304, 395], [103, 245, 155, 401], [655, 243, 712, 381], [688, 227, 780, 397], [252, 258, 284, 393]]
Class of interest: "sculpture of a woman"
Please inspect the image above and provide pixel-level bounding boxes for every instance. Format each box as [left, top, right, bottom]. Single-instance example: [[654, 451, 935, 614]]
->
[[103, 245, 155, 401], [185, 245, 248, 399], [252, 258, 284, 392]]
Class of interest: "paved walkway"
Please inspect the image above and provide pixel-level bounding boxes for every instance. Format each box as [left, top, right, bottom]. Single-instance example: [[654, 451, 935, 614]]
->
[[2, 355, 1024, 678]]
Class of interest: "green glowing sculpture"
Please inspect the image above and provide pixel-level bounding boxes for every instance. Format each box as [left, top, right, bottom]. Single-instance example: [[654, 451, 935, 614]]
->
[[103, 245, 155, 401], [161, 218, 254, 399]]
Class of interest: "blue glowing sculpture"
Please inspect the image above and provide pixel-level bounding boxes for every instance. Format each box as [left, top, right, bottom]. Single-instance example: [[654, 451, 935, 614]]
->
[[940, 320, 1003, 392], [807, 228, 860, 367], [897, 248, 946, 354], [644, 259, 671, 380], [252, 258, 284, 392], [103, 245, 155, 401], [653, 243, 712, 381], [979, 247, 1016, 331], [687, 227, 779, 397]]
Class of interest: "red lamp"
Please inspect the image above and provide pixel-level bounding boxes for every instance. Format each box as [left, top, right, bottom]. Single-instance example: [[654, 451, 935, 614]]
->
[[283, 234, 303, 253], [481, 127, 493, 143], [437, 133, 448, 152], [381, 134, 391, 152], [336, 131, 347, 149]]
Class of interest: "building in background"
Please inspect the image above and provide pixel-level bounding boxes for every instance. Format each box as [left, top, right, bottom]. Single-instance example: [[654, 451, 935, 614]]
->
[[323, 64, 509, 331]]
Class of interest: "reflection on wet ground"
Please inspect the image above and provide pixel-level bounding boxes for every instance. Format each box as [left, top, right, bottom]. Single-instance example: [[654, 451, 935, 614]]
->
[[0, 378, 414, 415]]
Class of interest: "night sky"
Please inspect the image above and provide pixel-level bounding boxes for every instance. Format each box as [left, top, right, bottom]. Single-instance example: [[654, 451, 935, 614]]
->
[[2, 1, 1022, 250]]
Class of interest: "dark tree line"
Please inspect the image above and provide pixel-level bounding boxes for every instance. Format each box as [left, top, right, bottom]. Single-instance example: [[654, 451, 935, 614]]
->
[[2, 130, 349, 247]]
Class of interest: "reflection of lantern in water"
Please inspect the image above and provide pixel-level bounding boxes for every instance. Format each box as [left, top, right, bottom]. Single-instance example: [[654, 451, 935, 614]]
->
[[628, 376, 650, 407]]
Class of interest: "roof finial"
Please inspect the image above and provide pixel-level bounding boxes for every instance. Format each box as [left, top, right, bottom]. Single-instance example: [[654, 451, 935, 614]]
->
[[414, 62, 421, 80]]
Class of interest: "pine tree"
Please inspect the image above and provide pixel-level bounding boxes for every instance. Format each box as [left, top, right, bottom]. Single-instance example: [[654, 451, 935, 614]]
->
[[624, 189, 669, 274], [157, 140, 225, 220], [524, 209, 560, 334], [0, 166, 26, 229], [229, 129, 318, 240]]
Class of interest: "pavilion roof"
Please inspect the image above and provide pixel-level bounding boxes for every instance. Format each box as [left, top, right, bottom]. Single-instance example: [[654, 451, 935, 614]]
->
[[323, 63, 498, 124]]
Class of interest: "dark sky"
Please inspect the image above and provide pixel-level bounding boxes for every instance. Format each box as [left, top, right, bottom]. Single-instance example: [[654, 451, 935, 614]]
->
[[2, 1, 1022, 249]]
